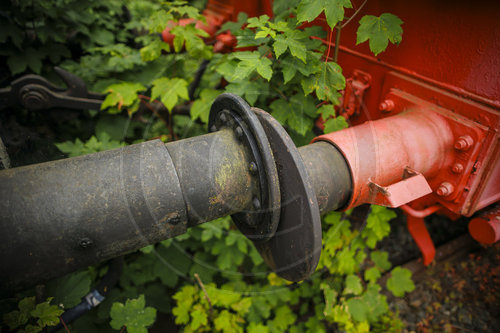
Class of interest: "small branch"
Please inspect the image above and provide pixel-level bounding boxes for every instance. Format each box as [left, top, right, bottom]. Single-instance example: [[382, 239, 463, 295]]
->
[[60, 316, 71, 333], [341, 0, 368, 29], [194, 273, 213, 317], [334, 25, 341, 63], [119, 325, 126, 333]]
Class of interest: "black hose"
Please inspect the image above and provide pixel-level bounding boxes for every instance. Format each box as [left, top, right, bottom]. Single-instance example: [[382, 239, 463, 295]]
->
[[50, 257, 124, 332], [188, 59, 210, 100]]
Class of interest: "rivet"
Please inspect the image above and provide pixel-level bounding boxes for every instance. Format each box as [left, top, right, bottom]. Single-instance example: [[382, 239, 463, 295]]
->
[[379, 99, 395, 112], [436, 182, 454, 197], [235, 126, 243, 139], [253, 197, 261, 210], [79, 237, 93, 248], [249, 162, 258, 174], [451, 163, 464, 174], [454, 135, 474, 151]]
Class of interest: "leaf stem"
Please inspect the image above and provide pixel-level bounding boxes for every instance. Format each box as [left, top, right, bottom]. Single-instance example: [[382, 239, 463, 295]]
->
[[341, 0, 368, 29], [194, 273, 213, 317]]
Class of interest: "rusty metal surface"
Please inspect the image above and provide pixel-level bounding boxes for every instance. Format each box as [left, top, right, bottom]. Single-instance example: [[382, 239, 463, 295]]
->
[[0, 140, 187, 295], [252, 108, 321, 281], [165, 128, 255, 226], [209, 93, 280, 242]]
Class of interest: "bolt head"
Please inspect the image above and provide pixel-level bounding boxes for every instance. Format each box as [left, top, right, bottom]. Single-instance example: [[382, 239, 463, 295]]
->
[[219, 113, 227, 123], [235, 126, 243, 139], [79, 237, 93, 248], [379, 99, 395, 112], [451, 163, 464, 174], [436, 182, 454, 197], [249, 162, 258, 174], [252, 197, 261, 210], [454, 135, 474, 151]]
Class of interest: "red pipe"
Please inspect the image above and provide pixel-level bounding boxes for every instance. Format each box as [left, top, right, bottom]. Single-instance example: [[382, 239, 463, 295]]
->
[[313, 108, 454, 210], [468, 205, 500, 244]]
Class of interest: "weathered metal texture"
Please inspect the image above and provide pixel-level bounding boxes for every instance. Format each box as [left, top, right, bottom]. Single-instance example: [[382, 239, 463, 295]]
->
[[0, 140, 187, 295], [468, 204, 500, 245], [313, 108, 454, 210], [208, 93, 281, 242], [298, 142, 352, 213], [252, 108, 322, 281], [165, 128, 256, 227]]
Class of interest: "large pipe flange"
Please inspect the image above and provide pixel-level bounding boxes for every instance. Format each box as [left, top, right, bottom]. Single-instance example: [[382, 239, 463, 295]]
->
[[209, 93, 281, 241]]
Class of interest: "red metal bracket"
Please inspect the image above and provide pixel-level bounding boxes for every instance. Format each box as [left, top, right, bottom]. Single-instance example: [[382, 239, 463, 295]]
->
[[406, 214, 436, 265], [368, 168, 432, 207], [339, 70, 371, 119]]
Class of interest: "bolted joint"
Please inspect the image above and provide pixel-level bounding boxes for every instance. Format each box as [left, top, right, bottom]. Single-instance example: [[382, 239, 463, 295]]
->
[[436, 182, 455, 197], [454, 135, 474, 151], [451, 163, 464, 174], [379, 99, 395, 112]]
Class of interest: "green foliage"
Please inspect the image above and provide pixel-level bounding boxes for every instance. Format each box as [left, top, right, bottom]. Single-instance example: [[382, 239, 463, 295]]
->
[[1, 0, 409, 332], [151, 77, 189, 111], [357, 14, 404, 56], [110, 295, 157, 333], [3, 297, 63, 332], [386, 267, 416, 297], [45, 271, 92, 308], [297, 0, 353, 29]]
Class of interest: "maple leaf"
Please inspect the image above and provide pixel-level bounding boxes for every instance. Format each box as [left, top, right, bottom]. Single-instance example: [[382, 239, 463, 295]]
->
[[151, 77, 189, 111], [296, 0, 353, 29], [357, 13, 403, 56]]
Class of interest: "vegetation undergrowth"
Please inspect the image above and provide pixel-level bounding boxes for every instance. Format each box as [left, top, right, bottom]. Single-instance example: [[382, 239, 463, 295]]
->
[[1, 0, 410, 332]]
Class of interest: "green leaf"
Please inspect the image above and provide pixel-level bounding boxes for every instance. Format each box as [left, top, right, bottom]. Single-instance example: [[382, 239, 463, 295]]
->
[[230, 51, 273, 81], [146, 10, 174, 33], [30, 299, 63, 328], [269, 93, 316, 136], [190, 305, 208, 330], [371, 251, 391, 271], [364, 267, 382, 283], [191, 89, 221, 123], [224, 80, 261, 105], [386, 267, 415, 297], [324, 116, 348, 133], [151, 77, 189, 111], [301, 62, 345, 103], [357, 13, 403, 56], [296, 0, 353, 29], [270, 305, 296, 331], [346, 297, 368, 322], [248, 322, 269, 333], [171, 24, 212, 58], [273, 30, 308, 62], [110, 295, 157, 333], [45, 271, 92, 308], [214, 310, 244, 333], [101, 82, 145, 114], [344, 274, 363, 295], [140, 40, 170, 62]]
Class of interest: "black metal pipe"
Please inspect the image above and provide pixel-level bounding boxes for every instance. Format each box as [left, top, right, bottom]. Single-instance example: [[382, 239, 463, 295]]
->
[[0, 110, 353, 295], [0, 129, 255, 295], [299, 142, 352, 213]]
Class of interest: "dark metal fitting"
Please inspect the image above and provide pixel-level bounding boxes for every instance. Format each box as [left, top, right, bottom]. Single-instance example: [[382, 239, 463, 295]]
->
[[208, 93, 280, 242], [454, 135, 474, 151], [79, 237, 93, 248], [235, 126, 244, 139], [249, 161, 258, 174], [253, 197, 261, 210]]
